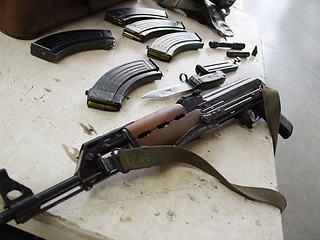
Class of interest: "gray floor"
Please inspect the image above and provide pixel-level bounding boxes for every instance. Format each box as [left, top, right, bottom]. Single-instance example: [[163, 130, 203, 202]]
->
[[242, 1, 320, 239]]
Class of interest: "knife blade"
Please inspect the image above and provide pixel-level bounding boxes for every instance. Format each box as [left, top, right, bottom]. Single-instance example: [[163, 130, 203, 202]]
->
[[142, 70, 226, 99]]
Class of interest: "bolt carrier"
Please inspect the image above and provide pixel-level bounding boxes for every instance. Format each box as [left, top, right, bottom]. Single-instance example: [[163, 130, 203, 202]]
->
[[209, 41, 245, 50]]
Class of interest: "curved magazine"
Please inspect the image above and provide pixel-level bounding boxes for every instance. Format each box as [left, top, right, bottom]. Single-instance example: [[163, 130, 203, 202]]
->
[[30, 29, 115, 63], [104, 7, 168, 26], [147, 32, 204, 62], [85, 59, 163, 111], [123, 19, 185, 42]]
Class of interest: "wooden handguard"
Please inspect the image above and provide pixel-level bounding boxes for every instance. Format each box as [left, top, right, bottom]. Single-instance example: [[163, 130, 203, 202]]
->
[[125, 104, 201, 146]]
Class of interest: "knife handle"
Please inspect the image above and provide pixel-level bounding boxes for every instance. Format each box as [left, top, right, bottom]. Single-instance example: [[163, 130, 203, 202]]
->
[[186, 71, 226, 90]]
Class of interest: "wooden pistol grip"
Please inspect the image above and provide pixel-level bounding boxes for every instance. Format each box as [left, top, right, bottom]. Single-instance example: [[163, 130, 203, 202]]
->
[[125, 104, 201, 146]]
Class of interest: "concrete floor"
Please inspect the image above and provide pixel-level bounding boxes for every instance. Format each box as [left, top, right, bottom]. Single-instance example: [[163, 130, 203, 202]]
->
[[243, 0, 320, 239]]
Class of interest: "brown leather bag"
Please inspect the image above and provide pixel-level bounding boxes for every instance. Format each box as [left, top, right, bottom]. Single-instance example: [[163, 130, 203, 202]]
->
[[0, 0, 129, 39]]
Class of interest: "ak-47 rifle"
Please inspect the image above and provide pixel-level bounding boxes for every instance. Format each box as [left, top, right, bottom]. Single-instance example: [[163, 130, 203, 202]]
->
[[0, 78, 293, 224]]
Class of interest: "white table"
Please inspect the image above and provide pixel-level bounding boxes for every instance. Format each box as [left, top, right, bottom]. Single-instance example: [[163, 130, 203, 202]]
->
[[0, 0, 284, 239]]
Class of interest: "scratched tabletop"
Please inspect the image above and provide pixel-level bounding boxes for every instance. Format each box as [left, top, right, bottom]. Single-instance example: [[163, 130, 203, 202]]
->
[[0, 0, 284, 239]]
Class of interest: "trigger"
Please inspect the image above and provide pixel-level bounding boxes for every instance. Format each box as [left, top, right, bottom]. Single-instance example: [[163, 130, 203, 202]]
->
[[237, 112, 253, 129], [237, 110, 260, 129]]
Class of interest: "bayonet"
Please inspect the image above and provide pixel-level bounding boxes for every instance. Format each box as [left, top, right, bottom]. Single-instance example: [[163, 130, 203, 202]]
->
[[142, 71, 226, 99]]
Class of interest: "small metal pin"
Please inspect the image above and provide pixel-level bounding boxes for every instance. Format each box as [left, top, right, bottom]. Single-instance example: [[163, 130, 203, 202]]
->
[[251, 46, 258, 56], [226, 51, 250, 58]]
